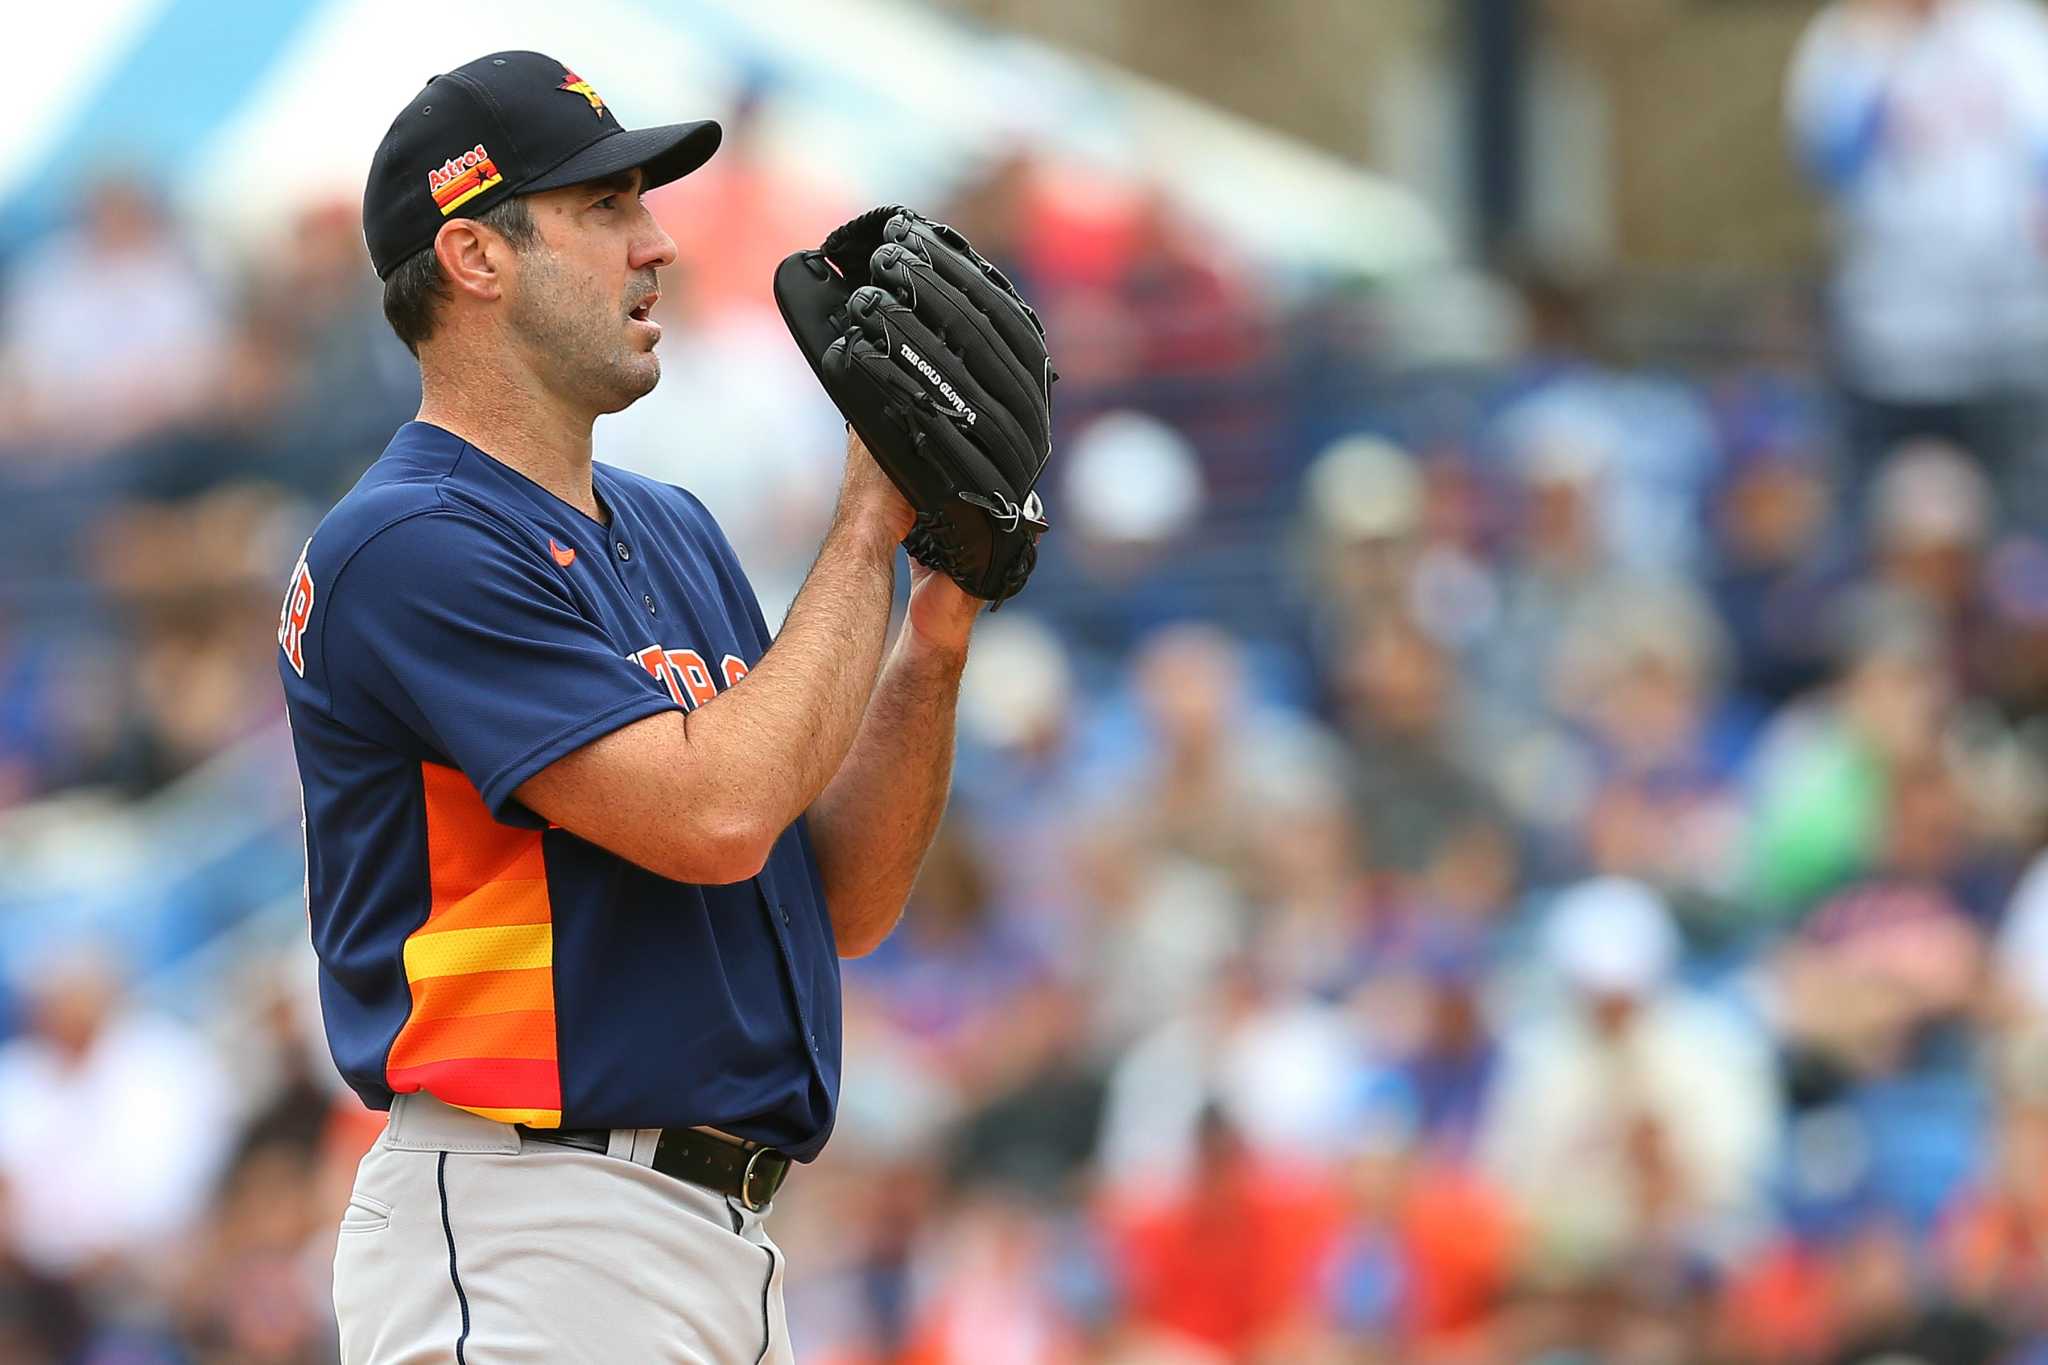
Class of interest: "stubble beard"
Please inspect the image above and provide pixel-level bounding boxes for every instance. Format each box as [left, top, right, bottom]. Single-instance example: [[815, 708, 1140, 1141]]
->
[[509, 250, 660, 415]]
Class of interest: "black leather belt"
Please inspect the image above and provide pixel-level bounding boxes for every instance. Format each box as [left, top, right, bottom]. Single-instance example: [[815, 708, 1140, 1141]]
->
[[518, 1125, 792, 1211]]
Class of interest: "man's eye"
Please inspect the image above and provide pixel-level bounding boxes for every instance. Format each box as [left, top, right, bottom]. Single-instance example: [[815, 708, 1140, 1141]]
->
[[595, 195, 617, 210]]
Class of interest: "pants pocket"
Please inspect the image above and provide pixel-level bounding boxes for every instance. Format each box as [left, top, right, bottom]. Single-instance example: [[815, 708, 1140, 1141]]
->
[[338, 1190, 393, 1235]]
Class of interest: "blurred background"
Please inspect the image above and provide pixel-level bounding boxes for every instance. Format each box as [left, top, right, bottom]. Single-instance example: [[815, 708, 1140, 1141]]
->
[[9, 0, 2048, 1360]]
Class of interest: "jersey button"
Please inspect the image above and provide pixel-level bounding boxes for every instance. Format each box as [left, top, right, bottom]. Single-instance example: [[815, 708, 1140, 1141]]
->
[[643, 594, 656, 614], [615, 541, 631, 561], [780, 907, 791, 925]]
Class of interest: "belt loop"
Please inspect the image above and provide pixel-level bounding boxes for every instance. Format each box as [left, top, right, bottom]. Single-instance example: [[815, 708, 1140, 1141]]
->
[[626, 1127, 663, 1166], [383, 1092, 418, 1146]]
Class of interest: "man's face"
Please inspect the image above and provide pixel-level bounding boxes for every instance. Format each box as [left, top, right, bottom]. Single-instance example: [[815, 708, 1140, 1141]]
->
[[501, 169, 676, 415]]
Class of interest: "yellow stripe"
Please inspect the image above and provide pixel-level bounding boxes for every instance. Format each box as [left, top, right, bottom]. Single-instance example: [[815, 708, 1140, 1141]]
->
[[464, 1105, 562, 1128], [437, 172, 502, 215], [404, 921, 552, 982]]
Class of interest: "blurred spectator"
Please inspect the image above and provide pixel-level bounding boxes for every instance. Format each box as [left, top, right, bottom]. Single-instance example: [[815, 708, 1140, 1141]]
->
[[1747, 591, 1954, 920], [1240, 759, 1374, 1000], [1469, 412, 1630, 757], [0, 176, 225, 458], [1106, 625, 1339, 886], [245, 200, 422, 504], [950, 612, 1099, 955], [1327, 613, 1513, 915], [0, 944, 232, 1281], [899, 1192, 1087, 1365], [850, 819, 1060, 1103], [1314, 1097, 1516, 1354], [167, 1135, 336, 1364], [1295, 434, 1426, 647], [1350, 935, 1501, 1154], [1061, 412, 1206, 578], [1543, 579, 1752, 911], [1476, 879, 1781, 1283], [1096, 963, 1360, 1186], [1865, 439, 2011, 698], [1708, 426, 1842, 708], [1788, 0, 2048, 525], [1114, 190, 1266, 385], [87, 482, 296, 791], [1769, 862, 1986, 1086], [1036, 410, 1217, 650], [1098, 1106, 1346, 1362], [1487, 268, 1721, 576]]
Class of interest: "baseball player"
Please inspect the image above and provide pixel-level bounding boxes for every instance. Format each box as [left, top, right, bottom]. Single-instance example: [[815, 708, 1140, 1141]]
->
[[278, 51, 1008, 1363]]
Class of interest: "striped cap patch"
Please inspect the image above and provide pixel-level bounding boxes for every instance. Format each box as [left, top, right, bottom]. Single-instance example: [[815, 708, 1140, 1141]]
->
[[427, 143, 503, 216]]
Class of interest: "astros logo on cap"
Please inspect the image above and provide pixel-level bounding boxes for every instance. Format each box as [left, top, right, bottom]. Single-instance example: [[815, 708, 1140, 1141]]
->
[[558, 68, 605, 117], [427, 143, 502, 216]]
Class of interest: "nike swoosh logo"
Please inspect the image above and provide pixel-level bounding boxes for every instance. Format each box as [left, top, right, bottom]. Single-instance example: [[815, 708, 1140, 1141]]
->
[[549, 539, 576, 568]]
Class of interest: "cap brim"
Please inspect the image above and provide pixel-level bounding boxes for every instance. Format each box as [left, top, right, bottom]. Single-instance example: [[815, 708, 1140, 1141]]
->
[[522, 119, 722, 196]]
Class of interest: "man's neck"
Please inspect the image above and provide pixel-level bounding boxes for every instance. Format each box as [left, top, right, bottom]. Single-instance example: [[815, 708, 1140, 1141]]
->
[[416, 364, 604, 522]]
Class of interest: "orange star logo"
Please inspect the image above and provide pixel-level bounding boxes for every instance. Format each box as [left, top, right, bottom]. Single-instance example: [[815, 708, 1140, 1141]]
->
[[558, 69, 605, 117]]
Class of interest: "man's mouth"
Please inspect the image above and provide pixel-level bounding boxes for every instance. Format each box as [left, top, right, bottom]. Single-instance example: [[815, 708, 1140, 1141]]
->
[[628, 292, 659, 323]]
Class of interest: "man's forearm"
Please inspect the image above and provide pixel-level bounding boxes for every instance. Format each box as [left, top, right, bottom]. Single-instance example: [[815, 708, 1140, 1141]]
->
[[699, 511, 895, 826], [510, 508, 898, 887], [808, 630, 967, 955]]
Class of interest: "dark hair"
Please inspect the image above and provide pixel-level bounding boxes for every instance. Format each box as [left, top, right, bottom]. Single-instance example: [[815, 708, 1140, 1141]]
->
[[381, 195, 539, 355]]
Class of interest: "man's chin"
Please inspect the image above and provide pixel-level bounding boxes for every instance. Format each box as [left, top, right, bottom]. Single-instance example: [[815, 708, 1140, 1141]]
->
[[599, 356, 661, 414]]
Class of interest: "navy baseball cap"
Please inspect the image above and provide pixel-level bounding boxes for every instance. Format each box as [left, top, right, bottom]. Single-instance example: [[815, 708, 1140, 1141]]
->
[[363, 51, 721, 279]]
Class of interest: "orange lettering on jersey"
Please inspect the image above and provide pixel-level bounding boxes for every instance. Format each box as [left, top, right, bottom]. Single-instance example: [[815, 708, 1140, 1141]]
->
[[631, 642, 748, 712], [666, 649, 718, 707], [277, 542, 315, 677], [634, 644, 685, 707]]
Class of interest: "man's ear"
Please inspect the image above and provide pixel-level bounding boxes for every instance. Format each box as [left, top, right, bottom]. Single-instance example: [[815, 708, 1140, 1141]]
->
[[433, 218, 505, 304]]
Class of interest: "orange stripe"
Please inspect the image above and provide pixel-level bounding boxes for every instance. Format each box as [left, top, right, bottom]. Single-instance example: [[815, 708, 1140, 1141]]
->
[[420, 877, 552, 935], [388, 763, 559, 1114], [405, 965, 554, 1021], [430, 160, 498, 205], [388, 1009, 557, 1070], [420, 763, 544, 906]]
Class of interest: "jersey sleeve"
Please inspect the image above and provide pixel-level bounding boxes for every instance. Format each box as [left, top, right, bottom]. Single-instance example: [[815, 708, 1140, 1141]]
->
[[317, 510, 675, 818]]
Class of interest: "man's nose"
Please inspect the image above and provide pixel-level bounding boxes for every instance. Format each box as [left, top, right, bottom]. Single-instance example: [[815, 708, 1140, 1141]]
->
[[634, 215, 678, 272]]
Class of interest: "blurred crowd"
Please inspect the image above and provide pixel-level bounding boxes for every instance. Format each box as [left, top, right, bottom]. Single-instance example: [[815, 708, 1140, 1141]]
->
[[11, 2, 2048, 1361]]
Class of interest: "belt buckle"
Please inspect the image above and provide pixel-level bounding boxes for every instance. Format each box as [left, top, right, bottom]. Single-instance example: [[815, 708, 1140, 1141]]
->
[[739, 1146, 781, 1212]]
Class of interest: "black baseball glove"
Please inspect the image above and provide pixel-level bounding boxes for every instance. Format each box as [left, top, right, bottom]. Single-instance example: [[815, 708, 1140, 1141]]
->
[[773, 206, 1054, 604]]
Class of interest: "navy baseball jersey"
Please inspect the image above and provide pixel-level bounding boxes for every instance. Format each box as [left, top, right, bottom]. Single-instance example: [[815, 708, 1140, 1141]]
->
[[277, 420, 841, 1157]]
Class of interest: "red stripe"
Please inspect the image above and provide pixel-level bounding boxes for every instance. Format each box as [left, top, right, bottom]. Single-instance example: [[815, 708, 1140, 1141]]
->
[[386, 1056, 562, 1110]]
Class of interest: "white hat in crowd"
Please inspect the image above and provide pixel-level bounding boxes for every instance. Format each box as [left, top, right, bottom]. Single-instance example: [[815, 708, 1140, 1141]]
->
[[1544, 876, 1680, 998]]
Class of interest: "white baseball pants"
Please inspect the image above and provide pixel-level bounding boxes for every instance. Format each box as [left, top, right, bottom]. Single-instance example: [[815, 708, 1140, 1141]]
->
[[332, 1093, 794, 1364]]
